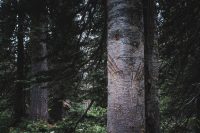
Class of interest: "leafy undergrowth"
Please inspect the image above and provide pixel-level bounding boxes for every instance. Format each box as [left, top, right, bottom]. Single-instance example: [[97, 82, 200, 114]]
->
[[0, 103, 106, 133], [76, 105, 106, 133]]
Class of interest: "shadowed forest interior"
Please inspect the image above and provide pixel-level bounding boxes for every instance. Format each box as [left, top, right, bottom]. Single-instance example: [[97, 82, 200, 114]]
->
[[0, 0, 200, 133]]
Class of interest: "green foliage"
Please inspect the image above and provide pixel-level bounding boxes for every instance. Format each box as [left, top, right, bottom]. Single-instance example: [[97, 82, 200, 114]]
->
[[1, 103, 106, 133], [0, 110, 12, 133], [0, 96, 12, 133], [88, 105, 106, 118], [9, 121, 49, 133], [76, 104, 106, 133], [158, 0, 200, 132], [76, 121, 106, 133]]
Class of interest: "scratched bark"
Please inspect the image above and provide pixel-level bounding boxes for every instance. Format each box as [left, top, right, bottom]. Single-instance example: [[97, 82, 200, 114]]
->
[[30, 18, 48, 120], [107, 0, 145, 132]]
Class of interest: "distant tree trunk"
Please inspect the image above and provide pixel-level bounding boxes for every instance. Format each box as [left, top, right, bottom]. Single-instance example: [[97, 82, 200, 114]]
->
[[50, 98, 63, 122], [143, 0, 160, 132], [107, 0, 145, 132], [30, 17, 48, 121], [14, 12, 25, 123], [49, 85, 64, 122]]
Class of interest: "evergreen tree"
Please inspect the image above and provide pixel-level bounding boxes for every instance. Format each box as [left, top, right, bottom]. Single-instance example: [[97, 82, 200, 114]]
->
[[107, 0, 145, 132], [159, 0, 200, 132]]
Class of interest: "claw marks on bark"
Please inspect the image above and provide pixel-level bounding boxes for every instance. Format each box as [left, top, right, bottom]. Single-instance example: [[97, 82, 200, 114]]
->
[[130, 62, 144, 97], [133, 62, 143, 81], [130, 62, 143, 86], [136, 62, 144, 96], [107, 54, 123, 78]]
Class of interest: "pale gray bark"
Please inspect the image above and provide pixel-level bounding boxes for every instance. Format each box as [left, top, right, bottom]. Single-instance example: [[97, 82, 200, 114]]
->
[[30, 20, 48, 121], [107, 0, 145, 132]]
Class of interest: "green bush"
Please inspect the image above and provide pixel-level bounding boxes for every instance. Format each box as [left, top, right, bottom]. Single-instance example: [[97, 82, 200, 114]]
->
[[76, 121, 106, 133], [0, 110, 12, 133]]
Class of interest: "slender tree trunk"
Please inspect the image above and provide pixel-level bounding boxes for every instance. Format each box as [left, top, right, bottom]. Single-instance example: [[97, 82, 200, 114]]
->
[[30, 17, 48, 121], [143, 0, 160, 132], [49, 85, 64, 122], [107, 0, 145, 132], [50, 97, 63, 122], [14, 12, 25, 123]]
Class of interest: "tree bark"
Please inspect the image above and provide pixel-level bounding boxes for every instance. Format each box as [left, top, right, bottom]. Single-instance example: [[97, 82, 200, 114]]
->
[[107, 0, 145, 132], [143, 0, 160, 132], [14, 12, 26, 123], [49, 86, 64, 122], [30, 17, 48, 121]]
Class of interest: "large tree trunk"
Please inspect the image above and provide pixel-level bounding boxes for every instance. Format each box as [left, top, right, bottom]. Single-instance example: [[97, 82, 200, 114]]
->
[[143, 0, 160, 132], [14, 12, 25, 123], [107, 0, 145, 132], [30, 17, 48, 121]]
